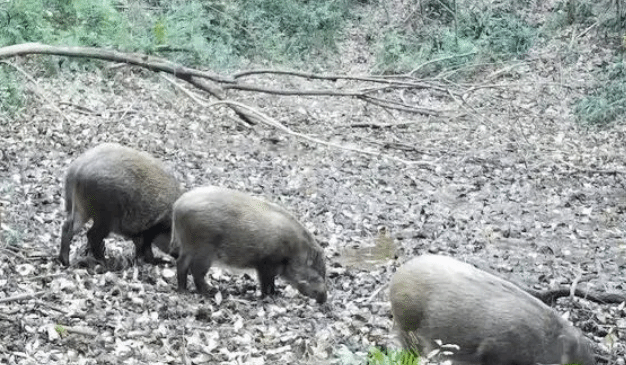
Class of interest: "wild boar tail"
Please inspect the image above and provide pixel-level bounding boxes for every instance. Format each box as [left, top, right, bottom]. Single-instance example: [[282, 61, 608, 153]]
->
[[63, 172, 76, 213], [169, 210, 181, 254], [64, 179, 88, 234]]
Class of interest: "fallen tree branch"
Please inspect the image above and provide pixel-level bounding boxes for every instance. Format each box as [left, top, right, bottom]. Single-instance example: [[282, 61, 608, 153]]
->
[[224, 83, 445, 116], [232, 68, 451, 93], [0, 43, 232, 83], [208, 100, 434, 167], [526, 287, 626, 305], [182, 75, 259, 125], [0, 291, 46, 304], [359, 94, 445, 116], [0, 43, 262, 125], [0, 42, 453, 155]]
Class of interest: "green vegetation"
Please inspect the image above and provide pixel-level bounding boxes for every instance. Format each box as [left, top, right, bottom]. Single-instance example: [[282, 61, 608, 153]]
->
[[367, 347, 421, 365], [372, 1, 536, 75], [0, 0, 623, 75], [0, 0, 351, 113], [574, 59, 626, 126], [54, 324, 68, 337], [0, 66, 22, 119], [0, 0, 351, 69], [548, 0, 595, 28], [1, 0, 626, 124]]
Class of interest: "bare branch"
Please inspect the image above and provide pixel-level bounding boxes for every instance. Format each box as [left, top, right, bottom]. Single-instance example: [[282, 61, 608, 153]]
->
[[0, 43, 453, 156], [232, 68, 449, 92], [207, 100, 434, 168], [0, 43, 233, 84], [223, 83, 366, 97], [0, 291, 46, 304]]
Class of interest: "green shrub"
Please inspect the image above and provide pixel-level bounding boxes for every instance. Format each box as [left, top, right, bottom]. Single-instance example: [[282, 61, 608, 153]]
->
[[553, 0, 595, 27], [463, 12, 534, 57], [0, 0, 351, 69], [574, 59, 626, 126], [160, 0, 349, 67], [419, 0, 456, 24], [373, 4, 533, 74], [57, 0, 130, 48], [375, 27, 476, 74], [0, 0, 52, 45]]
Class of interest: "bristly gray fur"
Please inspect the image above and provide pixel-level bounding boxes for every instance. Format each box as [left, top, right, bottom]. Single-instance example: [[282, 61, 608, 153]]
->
[[59, 143, 182, 266], [172, 186, 327, 303], [390, 254, 595, 365]]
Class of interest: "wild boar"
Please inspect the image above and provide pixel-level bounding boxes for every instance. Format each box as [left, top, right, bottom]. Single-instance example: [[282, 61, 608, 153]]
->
[[171, 186, 327, 303], [59, 143, 182, 266], [390, 254, 595, 365]]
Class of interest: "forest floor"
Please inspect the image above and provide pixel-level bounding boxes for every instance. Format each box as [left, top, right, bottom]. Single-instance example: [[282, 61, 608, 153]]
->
[[1, 4, 626, 365]]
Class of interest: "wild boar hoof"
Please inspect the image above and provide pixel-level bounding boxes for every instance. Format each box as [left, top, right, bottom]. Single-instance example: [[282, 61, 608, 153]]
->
[[58, 255, 70, 267]]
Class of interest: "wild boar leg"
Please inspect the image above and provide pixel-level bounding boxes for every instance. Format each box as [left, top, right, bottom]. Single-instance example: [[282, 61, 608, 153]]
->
[[86, 219, 111, 262], [177, 253, 193, 291], [133, 232, 157, 264], [59, 219, 75, 266], [256, 263, 279, 296], [190, 257, 211, 294], [136, 221, 171, 263], [131, 236, 155, 264]]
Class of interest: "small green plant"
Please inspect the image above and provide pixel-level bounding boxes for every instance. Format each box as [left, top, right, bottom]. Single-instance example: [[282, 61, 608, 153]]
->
[[367, 347, 421, 365], [54, 324, 68, 337], [1, 226, 21, 247], [153, 17, 167, 45], [57, 0, 130, 48]]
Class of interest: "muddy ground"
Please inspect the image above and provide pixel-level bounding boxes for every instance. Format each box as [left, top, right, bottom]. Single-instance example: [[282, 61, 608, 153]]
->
[[1, 9, 626, 365]]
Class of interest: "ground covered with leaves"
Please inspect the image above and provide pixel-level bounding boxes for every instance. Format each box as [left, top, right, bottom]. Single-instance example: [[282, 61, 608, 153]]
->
[[2, 18, 626, 365]]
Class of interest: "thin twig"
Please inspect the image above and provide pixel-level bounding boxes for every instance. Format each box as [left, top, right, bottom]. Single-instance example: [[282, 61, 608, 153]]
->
[[223, 83, 371, 97], [409, 51, 477, 76], [27, 272, 66, 281], [360, 95, 444, 116], [232, 69, 458, 95], [0, 291, 46, 304], [36, 299, 70, 315], [366, 283, 388, 303], [0, 247, 24, 257], [160, 74, 209, 107], [347, 121, 424, 128], [182, 326, 191, 365]]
